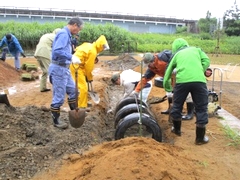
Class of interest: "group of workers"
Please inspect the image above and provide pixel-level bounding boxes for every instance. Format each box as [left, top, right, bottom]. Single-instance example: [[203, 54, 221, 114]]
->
[[1, 17, 211, 146], [111, 38, 211, 146], [0, 17, 109, 130], [40, 18, 109, 129]]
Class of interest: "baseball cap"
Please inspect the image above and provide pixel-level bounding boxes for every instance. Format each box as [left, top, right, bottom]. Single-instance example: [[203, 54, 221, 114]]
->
[[111, 73, 120, 84]]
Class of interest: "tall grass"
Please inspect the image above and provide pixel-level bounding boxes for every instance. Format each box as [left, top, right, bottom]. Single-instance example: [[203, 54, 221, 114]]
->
[[1, 21, 240, 55]]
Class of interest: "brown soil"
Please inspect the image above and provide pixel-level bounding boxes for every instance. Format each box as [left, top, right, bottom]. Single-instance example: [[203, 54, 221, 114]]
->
[[0, 55, 240, 180]]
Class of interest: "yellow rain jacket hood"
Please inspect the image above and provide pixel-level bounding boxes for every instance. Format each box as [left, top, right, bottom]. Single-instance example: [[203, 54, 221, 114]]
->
[[73, 35, 109, 82]]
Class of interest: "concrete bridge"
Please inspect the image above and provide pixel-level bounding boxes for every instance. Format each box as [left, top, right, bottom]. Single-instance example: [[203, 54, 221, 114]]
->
[[0, 6, 198, 34]]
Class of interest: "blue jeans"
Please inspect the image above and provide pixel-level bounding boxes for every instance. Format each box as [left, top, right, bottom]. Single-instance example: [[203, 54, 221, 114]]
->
[[49, 64, 76, 109]]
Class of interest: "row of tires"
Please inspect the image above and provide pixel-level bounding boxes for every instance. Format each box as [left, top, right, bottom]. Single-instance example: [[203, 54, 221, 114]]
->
[[113, 97, 163, 142]]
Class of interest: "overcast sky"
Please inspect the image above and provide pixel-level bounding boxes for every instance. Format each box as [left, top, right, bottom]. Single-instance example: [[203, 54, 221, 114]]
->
[[1, 0, 238, 20]]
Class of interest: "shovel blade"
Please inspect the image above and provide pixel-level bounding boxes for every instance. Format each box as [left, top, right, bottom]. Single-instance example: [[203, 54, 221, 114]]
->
[[0, 94, 11, 106], [89, 92, 100, 104], [68, 109, 86, 128]]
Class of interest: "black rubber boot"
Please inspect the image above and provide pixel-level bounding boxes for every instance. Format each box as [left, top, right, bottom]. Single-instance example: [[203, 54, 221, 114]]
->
[[68, 98, 76, 110], [50, 107, 68, 129], [171, 118, 182, 136], [182, 102, 195, 120], [195, 125, 209, 145], [161, 97, 172, 114]]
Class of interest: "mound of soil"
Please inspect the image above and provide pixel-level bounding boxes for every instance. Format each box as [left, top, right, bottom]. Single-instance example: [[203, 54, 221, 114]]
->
[[0, 60, 21, 87], [104, 54, 140, 71], [32, 137, 201, 180]]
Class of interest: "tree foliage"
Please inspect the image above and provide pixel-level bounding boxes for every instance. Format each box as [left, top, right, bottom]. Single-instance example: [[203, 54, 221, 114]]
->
[[197, 11, 217, 35], [223, 1, 240, 36]]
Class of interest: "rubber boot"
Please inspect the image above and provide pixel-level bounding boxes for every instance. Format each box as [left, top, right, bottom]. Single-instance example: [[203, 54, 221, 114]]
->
[[182, 102, 194, 120], [195, 124, 209, 145], [170, 117, 182, 136], [68, 98, 76, 110], [161, 97, 172, 114], [50, 107, 68, 129]]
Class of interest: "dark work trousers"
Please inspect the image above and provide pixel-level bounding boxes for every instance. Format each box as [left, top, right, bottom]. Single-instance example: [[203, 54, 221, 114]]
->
[[171, 82, 209, 125]]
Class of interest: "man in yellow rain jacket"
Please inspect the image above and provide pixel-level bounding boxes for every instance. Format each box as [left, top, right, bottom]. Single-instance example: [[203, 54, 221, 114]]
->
[[69, 35, 109, 109]]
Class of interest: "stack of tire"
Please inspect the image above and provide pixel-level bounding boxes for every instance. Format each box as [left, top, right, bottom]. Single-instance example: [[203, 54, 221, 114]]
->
[[114, 97, 162, 142]]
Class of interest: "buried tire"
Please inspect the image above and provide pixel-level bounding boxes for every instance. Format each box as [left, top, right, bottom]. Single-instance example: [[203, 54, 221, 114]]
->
[[154, 77, 164, 88], [114, 97, 148, 115], [114, 103, 154, 128], [115, 113, 162, 142]]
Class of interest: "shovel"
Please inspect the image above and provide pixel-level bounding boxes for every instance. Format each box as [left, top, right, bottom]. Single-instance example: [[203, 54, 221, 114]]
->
[[0, 94, 11, 106], [87, 82, 100, 104], [69, 64, 86, 128], [147, 95, 167, 104]]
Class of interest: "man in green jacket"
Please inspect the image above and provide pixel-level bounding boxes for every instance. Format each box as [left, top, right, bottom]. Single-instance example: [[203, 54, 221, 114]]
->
[[163, 38, 210, 145]]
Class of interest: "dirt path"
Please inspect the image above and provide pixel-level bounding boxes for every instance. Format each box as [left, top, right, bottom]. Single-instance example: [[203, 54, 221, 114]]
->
[[0, 56, 240, 180]]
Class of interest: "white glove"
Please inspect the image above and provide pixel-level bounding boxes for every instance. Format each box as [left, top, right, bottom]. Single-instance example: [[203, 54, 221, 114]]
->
[[71, 55, 81, 64], [166, 92, 173, 98], [129, 91, 139, 99]]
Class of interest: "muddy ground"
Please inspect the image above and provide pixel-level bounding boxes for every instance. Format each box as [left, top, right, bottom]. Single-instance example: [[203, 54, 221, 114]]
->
[[0, 55, 240, 180]]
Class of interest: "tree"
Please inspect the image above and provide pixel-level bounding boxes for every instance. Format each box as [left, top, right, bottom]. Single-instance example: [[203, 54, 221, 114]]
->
[[223, 0, 240, 36], [198, 11, 217, 35]]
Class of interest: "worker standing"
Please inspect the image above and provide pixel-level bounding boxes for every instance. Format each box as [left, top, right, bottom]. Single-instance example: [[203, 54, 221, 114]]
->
[[49, 18, 84, 129], [69, 35, 109, 109], [163, 38, 210, 145], [34, 28, 61, 92]]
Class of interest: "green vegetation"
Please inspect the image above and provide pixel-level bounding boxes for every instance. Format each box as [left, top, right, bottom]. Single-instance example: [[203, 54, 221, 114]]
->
[[1, 21, 240, 56], [223, 125, 240, 146]]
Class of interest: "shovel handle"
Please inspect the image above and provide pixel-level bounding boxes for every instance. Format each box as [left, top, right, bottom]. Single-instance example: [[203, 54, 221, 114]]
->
[[87, 81, 94, 92], [72, 63, 81, 108]]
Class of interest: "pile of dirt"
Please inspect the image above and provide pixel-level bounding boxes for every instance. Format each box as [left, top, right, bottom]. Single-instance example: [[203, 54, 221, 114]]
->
[[0, 101, 114, 180], [0, 60, 21, 87], [104, 54, 140, 71], [32, 137, 201, 180]]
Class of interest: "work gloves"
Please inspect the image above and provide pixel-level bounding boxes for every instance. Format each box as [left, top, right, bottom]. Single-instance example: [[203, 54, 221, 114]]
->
[[166, 92, 173, 98], [71, 55, 81, 64], [85, 77, 93, 83], [204, 68, 212, 77], [129, 91, 139, 99]]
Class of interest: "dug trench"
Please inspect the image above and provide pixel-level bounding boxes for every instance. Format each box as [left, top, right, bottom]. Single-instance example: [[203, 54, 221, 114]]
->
[[0, 55, 240, 180]]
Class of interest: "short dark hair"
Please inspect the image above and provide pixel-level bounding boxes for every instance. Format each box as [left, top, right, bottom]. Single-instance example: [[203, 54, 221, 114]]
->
[[6, 34, 12, 40], [68, 17, 84, 28]]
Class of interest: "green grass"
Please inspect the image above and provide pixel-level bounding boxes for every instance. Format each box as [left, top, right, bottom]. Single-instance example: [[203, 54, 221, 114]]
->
[[223, 125, 240, 146], [208, 54, 240, 65]]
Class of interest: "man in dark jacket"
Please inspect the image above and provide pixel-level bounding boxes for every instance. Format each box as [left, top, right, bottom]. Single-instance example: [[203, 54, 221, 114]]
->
[[130, 50, 172, 100], [163, 38, 210, 145]]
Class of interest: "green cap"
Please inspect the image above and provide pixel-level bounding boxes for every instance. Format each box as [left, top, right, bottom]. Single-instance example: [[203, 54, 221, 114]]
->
[[142, 53, 154, 64], [111, 73, 120, 84]]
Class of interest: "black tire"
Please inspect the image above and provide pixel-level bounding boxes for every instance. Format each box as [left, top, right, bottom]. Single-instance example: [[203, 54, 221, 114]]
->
[[115, 113, 162, 142], [154, 77, 164, 88], [114, 103, 153, 128], [114, 97, 148, 115]]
